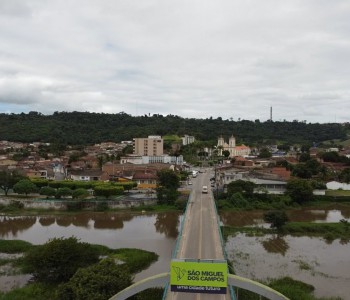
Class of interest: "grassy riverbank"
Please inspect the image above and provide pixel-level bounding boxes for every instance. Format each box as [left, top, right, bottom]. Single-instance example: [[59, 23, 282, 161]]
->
[[0, 200, 181, 215], [234, 277, 342, 300], [222, 221, 350, 242], [0, 239, 159, 300]]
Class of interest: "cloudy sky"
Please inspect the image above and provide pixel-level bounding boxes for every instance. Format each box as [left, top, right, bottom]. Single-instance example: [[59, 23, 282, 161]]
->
[[0, 1, 349, 123]]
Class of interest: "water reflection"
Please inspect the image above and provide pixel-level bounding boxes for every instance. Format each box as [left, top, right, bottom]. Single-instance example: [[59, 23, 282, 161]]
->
[[0, 212, 181, 242], [220, 211, 265, 226], [0, 212, 181, 293], [93, 214, 133, 229], [56, 216, 75, 227], [38, 217, 55, 227], [220, 206, 350, 227], [261, 236, 289, 256], [0, 216, 36, 237], [154, 212, 180, 238]]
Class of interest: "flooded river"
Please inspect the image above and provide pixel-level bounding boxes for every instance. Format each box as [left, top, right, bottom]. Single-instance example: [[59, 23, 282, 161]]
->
[[1, 206, 350, 298], [221, 206, 350, 299]]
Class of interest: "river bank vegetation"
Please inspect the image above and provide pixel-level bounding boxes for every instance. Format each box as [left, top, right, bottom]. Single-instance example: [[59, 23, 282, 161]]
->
[[235, 277, 342, 300], [0, 238, 159, 300], [222, 220, 350, 243]]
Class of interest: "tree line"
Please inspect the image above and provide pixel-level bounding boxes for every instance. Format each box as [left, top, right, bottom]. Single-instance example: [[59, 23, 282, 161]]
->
[[0, 111, 347, 146]]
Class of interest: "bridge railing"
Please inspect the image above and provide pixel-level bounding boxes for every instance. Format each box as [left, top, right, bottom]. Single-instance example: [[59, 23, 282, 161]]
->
[[211, 190, 236, 300], [162, 189, 194, 299]]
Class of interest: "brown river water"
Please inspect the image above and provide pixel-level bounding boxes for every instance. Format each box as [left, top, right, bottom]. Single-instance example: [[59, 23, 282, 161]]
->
[[1, 206, 350, 299]]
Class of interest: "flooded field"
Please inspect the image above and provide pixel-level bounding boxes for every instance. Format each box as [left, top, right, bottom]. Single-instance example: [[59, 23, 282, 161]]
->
[[221, 206, 350, 299], [1, 206, 349, 298], [0, 212, 181, 291]]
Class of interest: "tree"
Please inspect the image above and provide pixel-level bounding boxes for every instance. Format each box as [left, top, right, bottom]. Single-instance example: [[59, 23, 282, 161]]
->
[[292, 164, 312, 179], [339, 168, 350, 183], [285, 178, 313, 204], [222, 150, 230, 158], [156, 169, 180, 205], [55, 187, 73, 199], [299, 152, 311, 162], [227, 180, 255, 198], [13, 179, 38, 196], [229, 192, 250, 208], [264, 210, 289, 230], [40, 186, 56, 198], [0, 170, 26, 196], [57, 259, 132, 300], [258, 148, 272, 158], [23, 237, 99, 284], [72, 188, 90, 199], [93, 185, 124, 198]]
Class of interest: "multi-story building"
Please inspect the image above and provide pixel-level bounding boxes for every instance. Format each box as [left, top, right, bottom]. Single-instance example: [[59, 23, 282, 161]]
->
[[133, 136, 163, 156], [181, 135, 195, 146], [120, 154, 183, 165]]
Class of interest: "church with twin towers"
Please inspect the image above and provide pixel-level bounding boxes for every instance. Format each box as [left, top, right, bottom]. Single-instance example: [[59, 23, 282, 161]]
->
[[217, 135, 251, 157]]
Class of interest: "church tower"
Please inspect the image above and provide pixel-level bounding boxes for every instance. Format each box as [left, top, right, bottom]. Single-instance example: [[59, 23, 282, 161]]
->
[[217, 136, 224, 156], [229, 135, 236, 157]]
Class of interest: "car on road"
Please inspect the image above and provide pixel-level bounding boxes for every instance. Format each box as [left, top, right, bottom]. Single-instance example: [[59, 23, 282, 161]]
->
[[202, 185, 208, 193]]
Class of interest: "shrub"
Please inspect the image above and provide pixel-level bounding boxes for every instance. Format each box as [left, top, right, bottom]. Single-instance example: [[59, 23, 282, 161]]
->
[[72, 188, 90, 199], [56, 259, 132, 300], [264, 211, 289, 229], [55, 187, 73, 199], [23, 237, 99, 284], [40, 186, 56, 198]]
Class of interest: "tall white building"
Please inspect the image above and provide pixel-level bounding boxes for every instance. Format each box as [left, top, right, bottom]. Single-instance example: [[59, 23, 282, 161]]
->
[[181, 135, 195, 146]]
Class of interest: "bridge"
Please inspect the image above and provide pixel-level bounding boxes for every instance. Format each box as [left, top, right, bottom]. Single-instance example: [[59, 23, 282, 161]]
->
[[110, 169, 289, 300]]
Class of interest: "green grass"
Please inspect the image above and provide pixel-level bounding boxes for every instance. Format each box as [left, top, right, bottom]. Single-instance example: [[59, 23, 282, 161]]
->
[[222, 226, 268, 241], [112, 248, 159, 273], [81, 245, 159, 274], [325, 190, 350, 196], [129, 204, 179, 212], [0, 241, 159, 299], [322, 138, 350, 147], [283, 222, 350, 241], [0, 240, 33, 253], [0, 283, 56, 300], [162, 134, 181, 142], [222, 221, 350, 242], [233, 277, 342, 300]]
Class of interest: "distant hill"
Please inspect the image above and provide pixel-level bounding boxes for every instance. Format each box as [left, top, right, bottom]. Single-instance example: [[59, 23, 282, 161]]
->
[[0, 111, 347, 146]]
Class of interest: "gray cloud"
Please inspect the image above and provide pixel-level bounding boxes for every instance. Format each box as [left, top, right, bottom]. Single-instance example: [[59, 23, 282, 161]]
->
[[0, 0, 349, 123]]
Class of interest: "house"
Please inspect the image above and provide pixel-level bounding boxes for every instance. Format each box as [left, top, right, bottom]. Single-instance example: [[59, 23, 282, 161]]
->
[[232, 156, 254, 167], [0, 158, 17, 169], [132, 171, 158, 189], [219, 169, 287, 194], [270, 167, 291, 181], [69, 169, 103, 181], [23, 168, 49, 179]]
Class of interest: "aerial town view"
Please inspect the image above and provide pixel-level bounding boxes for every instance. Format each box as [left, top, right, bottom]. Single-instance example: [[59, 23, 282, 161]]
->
[[0, 1, 350, 300]]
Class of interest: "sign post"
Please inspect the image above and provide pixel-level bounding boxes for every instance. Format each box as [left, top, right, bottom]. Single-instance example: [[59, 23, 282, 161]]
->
[[170, 259, 228, 295]]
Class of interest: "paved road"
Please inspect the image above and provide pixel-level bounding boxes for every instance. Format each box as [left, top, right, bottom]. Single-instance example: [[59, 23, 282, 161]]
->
[[166, 170, 230, 300]]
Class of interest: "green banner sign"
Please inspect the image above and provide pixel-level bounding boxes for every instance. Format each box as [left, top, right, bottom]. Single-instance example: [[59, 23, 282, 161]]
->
[[170, 260, 228, 294]]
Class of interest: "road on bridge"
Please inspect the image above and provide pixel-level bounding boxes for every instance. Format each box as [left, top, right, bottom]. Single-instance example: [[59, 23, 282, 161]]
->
[[166, 169, 231, 300]]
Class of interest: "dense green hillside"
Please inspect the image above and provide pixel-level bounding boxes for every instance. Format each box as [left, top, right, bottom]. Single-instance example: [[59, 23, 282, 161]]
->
[[0, 111, 347, 146]]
